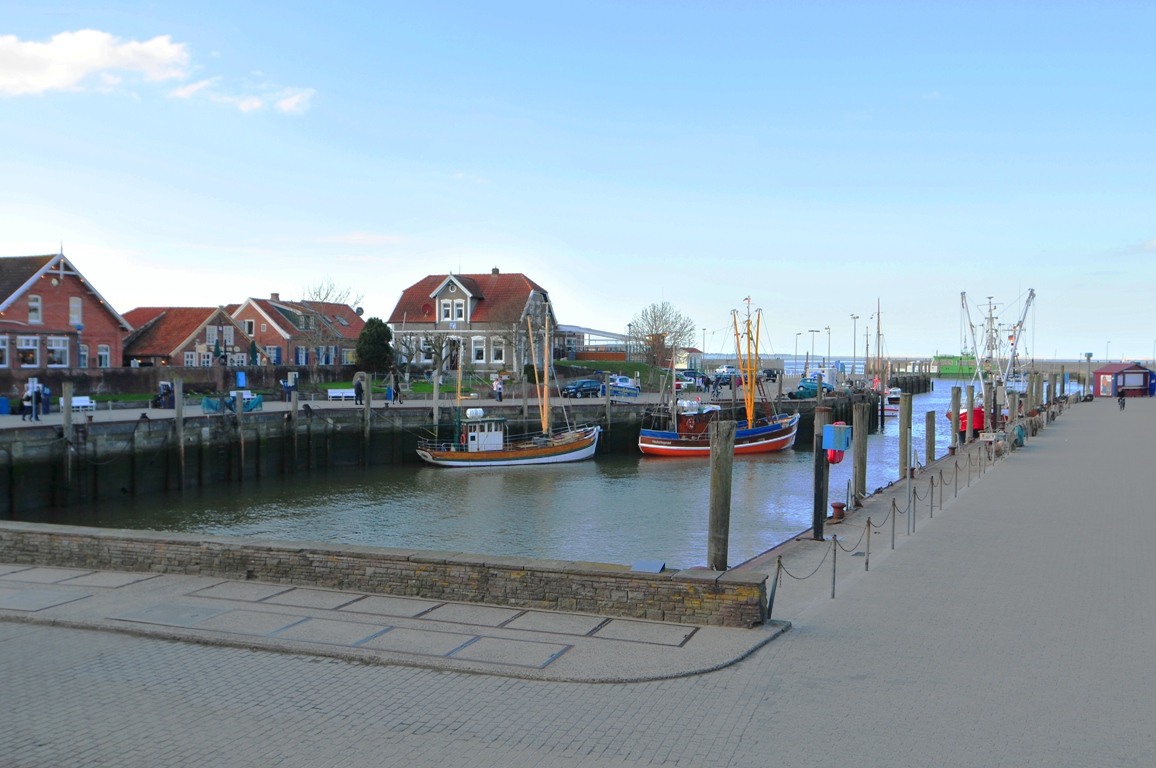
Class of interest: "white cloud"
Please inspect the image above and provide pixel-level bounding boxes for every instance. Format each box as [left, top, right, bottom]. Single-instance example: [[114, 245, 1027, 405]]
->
[[0, 29, 188, 95], [274, 88, 314, 114], [453, 172, 489, 184], [168, 76, 220, 99], [318, 232, 404, 245]]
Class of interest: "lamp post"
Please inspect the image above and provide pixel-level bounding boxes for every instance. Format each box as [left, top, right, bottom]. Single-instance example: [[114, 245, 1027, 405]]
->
[[795, 332, 802, 376], [824, 326, 831, 368], [850, 315, 859, 379], [808, 329, 820, 373], [702, 327, 706, 371], [626, 323, 632, 363], [1106, 341, 1110, 364]]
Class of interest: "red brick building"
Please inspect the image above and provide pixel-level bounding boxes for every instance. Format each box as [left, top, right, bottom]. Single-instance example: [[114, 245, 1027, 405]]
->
[[122, 306, 259, 367], [231, 294, 365, 367], [0, 253, 131, 374]]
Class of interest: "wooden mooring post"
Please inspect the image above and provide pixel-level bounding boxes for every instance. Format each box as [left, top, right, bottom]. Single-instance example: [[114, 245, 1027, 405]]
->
[[707, 420, 736, 571], [812, 405, 833, 540], [360, 372, 371, 467], [174, 378, 185, 490], [950, 385, 961, 450], [925, 409, 936, 467], [898, 393, 912, 479], [852, 402, 869, 506], [965, 385, 976, 443], [61, 382, 73, 496]]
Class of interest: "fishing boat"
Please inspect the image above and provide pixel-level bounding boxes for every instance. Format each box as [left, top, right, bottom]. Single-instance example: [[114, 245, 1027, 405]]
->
[[883, 386, 902, 414], [416, 308, 600, 467], [638, 301, 799, 457]]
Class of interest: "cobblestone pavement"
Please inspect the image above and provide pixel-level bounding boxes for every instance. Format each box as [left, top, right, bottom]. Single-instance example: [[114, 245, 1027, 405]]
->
[[2, 398, 1151, 767]]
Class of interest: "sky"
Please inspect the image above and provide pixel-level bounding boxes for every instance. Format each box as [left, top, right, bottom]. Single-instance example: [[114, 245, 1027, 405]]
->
[[2, 1, 1154, 362]]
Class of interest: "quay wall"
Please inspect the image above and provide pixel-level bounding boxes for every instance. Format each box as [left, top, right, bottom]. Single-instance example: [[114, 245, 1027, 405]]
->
[[0, 521, 769, 628]]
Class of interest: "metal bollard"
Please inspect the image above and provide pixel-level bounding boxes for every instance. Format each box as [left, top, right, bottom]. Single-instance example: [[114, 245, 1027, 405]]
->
[[831, 536, 837, 599]]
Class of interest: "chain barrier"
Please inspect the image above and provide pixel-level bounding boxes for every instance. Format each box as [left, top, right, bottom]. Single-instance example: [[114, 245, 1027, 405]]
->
[[779, 542, 832, 581], [834, 523, 867, 553]]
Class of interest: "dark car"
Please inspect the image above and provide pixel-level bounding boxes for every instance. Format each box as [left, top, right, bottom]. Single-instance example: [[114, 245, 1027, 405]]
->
[[561, 379, 603, 398]]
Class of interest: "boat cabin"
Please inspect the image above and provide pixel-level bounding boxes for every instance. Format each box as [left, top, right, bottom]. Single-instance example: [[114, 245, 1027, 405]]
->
[[461, 410, 508, 452]]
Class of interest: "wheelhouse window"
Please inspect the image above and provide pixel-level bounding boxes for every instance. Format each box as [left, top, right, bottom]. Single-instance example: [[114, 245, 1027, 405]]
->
[[17, 336, 38, 367], [69, 297, 82, 325], [28, 295, 42, 324], [96, 344, 110, 368], [46, 337, 68, 367]]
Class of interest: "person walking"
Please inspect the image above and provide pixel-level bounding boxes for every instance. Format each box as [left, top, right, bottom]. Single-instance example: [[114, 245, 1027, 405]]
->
[[353, 377, 364, 405], [20, 389, 32, 421], [1118, 393, 1126, 410], [31, 385, 41, 421]]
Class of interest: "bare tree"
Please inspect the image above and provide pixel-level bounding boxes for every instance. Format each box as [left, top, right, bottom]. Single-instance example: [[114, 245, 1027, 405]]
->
[[630, 301, 696, 370], [297, 276, 366, 381]]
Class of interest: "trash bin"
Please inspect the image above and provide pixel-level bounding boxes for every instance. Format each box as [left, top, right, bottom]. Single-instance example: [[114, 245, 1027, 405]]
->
[[0, 398, 9, 415], [385, 386, 393, 401]]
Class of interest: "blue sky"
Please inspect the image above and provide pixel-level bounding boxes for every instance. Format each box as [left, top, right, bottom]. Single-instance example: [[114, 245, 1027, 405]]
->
[[2, 1, 1154, 361]]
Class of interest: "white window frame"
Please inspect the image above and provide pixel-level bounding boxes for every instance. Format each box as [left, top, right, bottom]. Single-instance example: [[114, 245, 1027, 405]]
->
[[223, 326, 234, 346], [243, 319, 255, 335], [46, 336, 69, 367], [184, 351, 196, 367], [472, 337, 486, 363], [342, 348, 355, 365], [296, 346, 308, 365], [491, 339, 504, 364], [454, 300, 465, 321], [78, 344, 88, 368], [420, 339, 434, 364], [260, 322, 267, 332], [69, 297, 83, 325], [96, 344, 110, 368], [200, 352, 213, 367], [0, 336, 8, 368], [441, 300, 452, 321], [28, 295, 42, 324], [17, 336, 38, 367], [205, 325, 218, 345]]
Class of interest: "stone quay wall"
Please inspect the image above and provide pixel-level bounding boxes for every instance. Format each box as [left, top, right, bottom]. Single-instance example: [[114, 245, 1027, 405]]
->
[[0, 522, 768, 628]]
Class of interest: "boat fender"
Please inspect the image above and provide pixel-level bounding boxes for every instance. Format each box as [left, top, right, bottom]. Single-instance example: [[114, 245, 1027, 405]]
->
[[826, 449, 845, 464]]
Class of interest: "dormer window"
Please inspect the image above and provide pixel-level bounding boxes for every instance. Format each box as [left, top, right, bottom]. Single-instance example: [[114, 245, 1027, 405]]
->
[[454, 300, 465, 321], [28, 295, 42, 324], [441, 301, 452, 321]]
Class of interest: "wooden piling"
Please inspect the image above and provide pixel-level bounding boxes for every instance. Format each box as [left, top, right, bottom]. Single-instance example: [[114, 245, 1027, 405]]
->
[[61, 382, 73, 494], [812, 406, 833, 540], [950, 386, 961, 448], [965, 385, 976, 443], [925, 409, 936, 466], [174, 378, 185, 490], [360, 372, 371, 467], [290, 390, 299, 470], [235, 390, 245, 483], [899, 393, 912, 479], [707, 420, 736, 571], [852, 402, 869, 505]]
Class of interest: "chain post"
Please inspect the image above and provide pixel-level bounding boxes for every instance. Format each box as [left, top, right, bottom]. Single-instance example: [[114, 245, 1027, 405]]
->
[[890, 498, 896, 550], [831, 536, 836, 599], [954, 461, 959, 498], [766, 556, 781, 620], [929, 476, 934, 519], [865, 517, 871, 571]]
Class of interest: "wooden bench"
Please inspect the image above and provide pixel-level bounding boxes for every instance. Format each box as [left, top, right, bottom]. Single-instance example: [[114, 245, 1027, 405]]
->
[[327, 389, 357, 401], [64, 396, 96, 412], [230, 390, 257, 401]]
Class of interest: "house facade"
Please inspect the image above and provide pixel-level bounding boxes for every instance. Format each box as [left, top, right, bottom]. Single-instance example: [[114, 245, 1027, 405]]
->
[[231, 293, 365, 368], [388, 268, 556, 373], [0, 253, 131, 375], [122, 306, 258, 367]]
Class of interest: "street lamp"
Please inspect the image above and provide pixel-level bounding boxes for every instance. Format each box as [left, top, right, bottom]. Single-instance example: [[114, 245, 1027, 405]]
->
[[702, 327, 706, 370], [1106, 341, 1111, 364], [794, 332, 802, 376], [807, 330, 820, 376], [626, 323, 632, 363], [824, 326, 831, 368], [850, 315, 859, 379]]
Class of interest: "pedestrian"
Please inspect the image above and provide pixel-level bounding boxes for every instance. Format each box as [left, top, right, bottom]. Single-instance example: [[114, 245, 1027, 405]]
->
[[391, 369, 403, 404], [1118, 393, 1126, 410], [20, 389, 32, 421], [354, 377, 364, 405], [31, 385, 41, 421], [493, 377, 503, 402]]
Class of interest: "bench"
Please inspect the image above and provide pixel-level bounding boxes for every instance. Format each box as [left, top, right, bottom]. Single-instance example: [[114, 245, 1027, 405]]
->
[[328, 389, 358, 401], [63, 396, 96, 412], [230, 390, 257, 401]]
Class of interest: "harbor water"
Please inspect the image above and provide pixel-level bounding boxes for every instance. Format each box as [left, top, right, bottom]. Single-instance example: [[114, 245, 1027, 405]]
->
[[19, 380, 1027, 568]]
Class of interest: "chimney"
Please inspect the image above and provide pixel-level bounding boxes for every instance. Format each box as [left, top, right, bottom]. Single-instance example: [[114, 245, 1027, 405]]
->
[[492, 267, 500, 275], [270, 292, 280, 301]]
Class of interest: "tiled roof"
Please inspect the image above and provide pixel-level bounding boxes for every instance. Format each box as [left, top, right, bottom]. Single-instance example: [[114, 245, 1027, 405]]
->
[[123, 307, 227, 357], [246, 298, 365, 340], [388, 272, 547, 324], [1094, 362, 1152, 374], [0, 255, 55, 305]]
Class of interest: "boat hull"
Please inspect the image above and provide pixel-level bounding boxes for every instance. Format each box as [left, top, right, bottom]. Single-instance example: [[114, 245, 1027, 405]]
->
[[417, 427, 600, 467], [638, 415, 799, 457]]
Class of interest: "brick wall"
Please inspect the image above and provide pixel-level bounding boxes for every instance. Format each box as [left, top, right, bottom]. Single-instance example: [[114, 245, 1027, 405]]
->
[[0, 521, 768, 628]]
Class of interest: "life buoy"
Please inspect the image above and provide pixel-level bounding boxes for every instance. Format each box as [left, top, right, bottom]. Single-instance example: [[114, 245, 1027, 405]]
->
[[686, 418, 696, 428], [460, 433, 467, 445]]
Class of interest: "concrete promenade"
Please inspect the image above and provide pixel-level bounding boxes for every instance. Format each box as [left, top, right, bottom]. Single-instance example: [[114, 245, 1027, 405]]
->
[[2, 397, 1151, 766]]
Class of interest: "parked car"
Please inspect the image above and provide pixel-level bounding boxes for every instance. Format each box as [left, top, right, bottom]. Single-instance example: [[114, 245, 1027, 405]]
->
[[561, 379, 603, 398], [715, 365, 737, 375], [605, 375, 641, 397], [760, 368, 780, 382], [789, 375, 835, 399], [679, 369, 704, 381]]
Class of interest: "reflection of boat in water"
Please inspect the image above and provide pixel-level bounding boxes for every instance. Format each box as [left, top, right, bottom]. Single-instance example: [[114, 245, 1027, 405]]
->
[[417, 414, 600, 467], [417, 306, 600, 467], [639, 301, 799, 457]]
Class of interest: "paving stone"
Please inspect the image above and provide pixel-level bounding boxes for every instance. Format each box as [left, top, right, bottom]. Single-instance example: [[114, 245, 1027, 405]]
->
[[63, 571, 160, 588], [337, 595, 443, 618], [260, 588, 363, 610], [502, 611, 609, 636], [0, 567, 94, 584], [448, 637, 571, 668], [192, 610, 310, 636], [0, 588, 91, 611], [0, 564, 33, 577], [188, 582, 293, 602], [112, 602, 231, 627], [419, 603, 524, 627], [359, 627, 477, 656], [268, 617, 391, 646], [592, 619, 698, 646]]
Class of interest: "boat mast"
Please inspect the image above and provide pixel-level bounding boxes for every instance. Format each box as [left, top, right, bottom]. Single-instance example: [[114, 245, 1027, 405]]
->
[[526, 314, 547, 434], [874, 298, 882, 385], [732, 299, 757, 427], [544, 305, 551, 434]]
